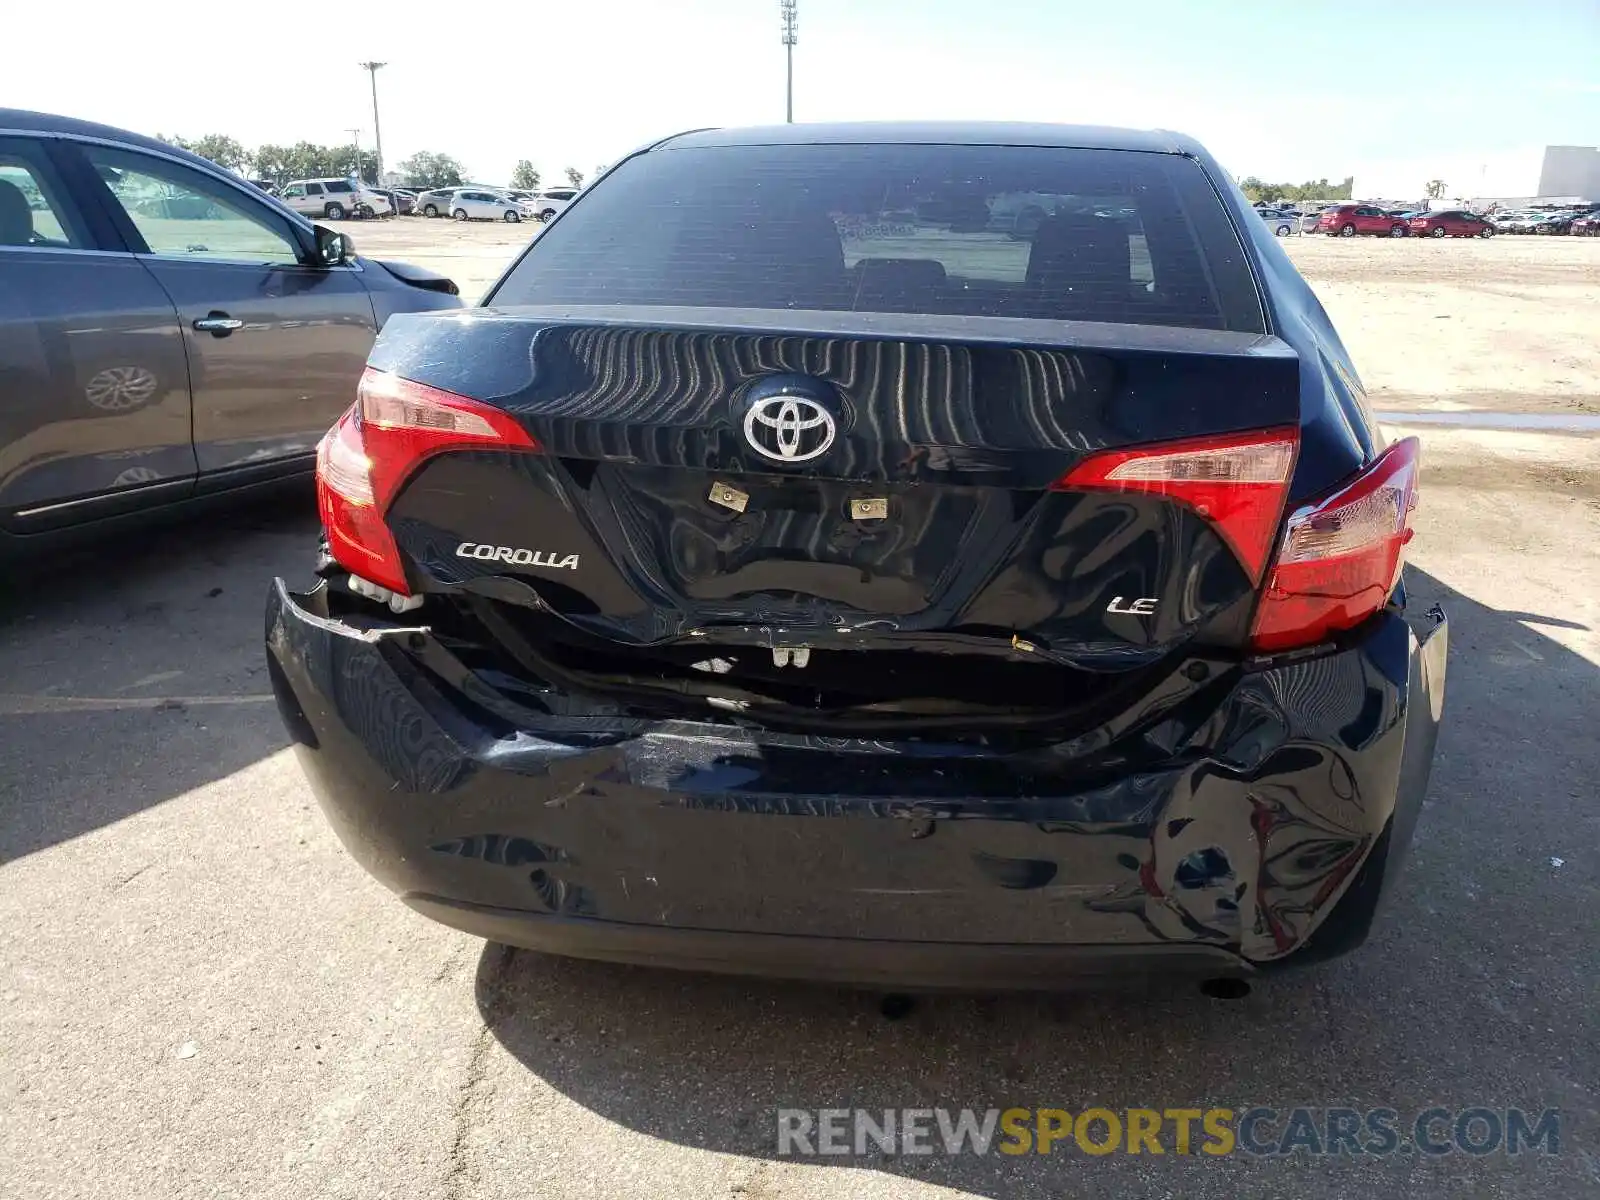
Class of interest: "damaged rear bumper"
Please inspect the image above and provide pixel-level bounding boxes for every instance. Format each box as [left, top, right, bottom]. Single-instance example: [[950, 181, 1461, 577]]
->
[[266, 580, 1447, 987]]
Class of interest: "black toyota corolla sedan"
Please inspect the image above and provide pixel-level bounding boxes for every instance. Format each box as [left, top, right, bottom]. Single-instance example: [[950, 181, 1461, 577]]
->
[[266, 123, 1447, 990]]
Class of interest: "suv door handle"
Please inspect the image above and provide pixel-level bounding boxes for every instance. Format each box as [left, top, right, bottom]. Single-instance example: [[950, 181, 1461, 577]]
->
[[193, 313, 243, 336]]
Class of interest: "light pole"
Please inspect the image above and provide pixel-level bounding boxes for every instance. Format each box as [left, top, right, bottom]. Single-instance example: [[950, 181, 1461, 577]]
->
[[780, 0, 797, 124], [359, 62, 386, 183]]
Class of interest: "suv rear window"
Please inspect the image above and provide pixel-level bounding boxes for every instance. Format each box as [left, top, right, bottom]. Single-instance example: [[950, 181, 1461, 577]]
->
[[492, 143, 1262, 332], [326, 181, 355, 194]]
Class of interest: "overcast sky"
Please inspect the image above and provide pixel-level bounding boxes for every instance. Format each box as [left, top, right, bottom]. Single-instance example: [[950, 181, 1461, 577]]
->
[[5, 0, 1596, 192]]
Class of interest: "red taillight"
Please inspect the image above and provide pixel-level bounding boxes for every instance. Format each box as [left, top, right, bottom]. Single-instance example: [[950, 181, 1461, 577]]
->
[[316, 368, 539, 595], [1052, 427, 1299, 583], [1249, 437, 1420, 652]]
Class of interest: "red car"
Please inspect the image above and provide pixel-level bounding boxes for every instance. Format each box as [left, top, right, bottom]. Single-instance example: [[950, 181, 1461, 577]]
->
[[1317, 204, 1411, 237], [1408, 210, 1494, 238]]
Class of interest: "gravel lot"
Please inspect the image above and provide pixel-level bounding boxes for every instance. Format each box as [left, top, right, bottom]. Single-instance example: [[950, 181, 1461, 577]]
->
[[3, 223, 1598, 1199]]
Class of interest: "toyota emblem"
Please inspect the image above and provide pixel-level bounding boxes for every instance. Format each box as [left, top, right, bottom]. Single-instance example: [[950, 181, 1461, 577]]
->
[[743, 395, 837, 463]]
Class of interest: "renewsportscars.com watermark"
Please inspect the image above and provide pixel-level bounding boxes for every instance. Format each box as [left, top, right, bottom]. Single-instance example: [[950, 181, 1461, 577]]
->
[[777, 1107, 1561, 1158]]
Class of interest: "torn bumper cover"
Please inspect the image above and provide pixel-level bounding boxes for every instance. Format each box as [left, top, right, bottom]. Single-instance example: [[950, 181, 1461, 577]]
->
[[266, 580, 1447, 989]]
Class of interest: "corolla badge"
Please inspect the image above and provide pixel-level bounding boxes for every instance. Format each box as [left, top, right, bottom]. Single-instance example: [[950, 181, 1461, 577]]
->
[[456, 543, 579, 570], [743, 395, 837, 462]]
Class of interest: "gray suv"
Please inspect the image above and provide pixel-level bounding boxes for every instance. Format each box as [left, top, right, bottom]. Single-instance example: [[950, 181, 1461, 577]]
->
[[0, 108, 464, 554], [415, 188, 458, 218]]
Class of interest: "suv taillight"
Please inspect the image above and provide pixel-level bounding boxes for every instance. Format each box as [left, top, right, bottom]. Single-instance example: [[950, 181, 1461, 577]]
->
[[1249, 437, 1420, 652], [316, 368, 539, 595], [1052, 428, 1299, 583]]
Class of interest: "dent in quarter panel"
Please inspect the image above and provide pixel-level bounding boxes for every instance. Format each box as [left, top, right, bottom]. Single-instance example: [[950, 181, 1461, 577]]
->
[[0, 250, 195, 516]]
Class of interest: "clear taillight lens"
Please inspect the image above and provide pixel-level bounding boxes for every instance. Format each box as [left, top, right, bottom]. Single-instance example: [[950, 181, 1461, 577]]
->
[[1249, 437, 1420, 652]]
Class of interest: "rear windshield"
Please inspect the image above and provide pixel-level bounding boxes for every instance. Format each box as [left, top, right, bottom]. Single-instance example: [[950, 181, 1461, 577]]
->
[[492, 143, 1263, 332]]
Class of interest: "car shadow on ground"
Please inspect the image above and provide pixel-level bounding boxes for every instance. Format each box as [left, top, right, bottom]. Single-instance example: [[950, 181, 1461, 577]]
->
[[473, 567, 1597, 1194], [0, 488, 320, 862]]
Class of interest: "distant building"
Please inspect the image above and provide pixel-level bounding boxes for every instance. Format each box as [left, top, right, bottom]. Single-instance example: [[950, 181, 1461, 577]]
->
[[1350, 144, 1599, 207], [1537, 146, 1600, 198]]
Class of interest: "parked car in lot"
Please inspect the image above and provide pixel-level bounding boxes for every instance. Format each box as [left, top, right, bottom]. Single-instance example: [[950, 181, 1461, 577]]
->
[[1318, 204, 1410, 237], [373, 188, 415, 216], [279, 177, 392, 220], [0, 108, 463, 555], [1570, 214, 1599, 236], [450, 188, 533, 222], [1257, 207, 1296, 236], [1301, 205, 1336, 233], [1408, 210, 1493, 238], [1532, 210, 1586, 235], [414, 188, 458, 218], [530, 187, 578, 220], [267, 121, 1447, 990]]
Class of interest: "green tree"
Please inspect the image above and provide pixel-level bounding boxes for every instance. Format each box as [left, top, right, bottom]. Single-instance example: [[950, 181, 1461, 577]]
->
[[510, 160, 541, 191], [397, 152, 466, 189], [189, 135, 251, 173], [1424, 179, 1447, 199], [251, 143, 295, 184], [1240, 175, 1355, 205], [157, 133, 251, 174], [563, 166, 585, 189], [330, 145, 381, 185], [243, 142, 377, 186]]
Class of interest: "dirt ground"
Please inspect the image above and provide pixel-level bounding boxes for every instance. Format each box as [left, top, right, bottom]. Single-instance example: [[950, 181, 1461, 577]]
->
[[3, 218, 1599, 1200], [1283, 235, 1600, 416]]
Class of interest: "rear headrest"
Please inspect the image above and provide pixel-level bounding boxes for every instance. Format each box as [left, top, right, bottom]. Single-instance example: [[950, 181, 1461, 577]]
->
[[1025, 213, 1132, 300], [0, 180, 35, 246], [674, 205, 846, 308], [850, 257, 947, 311]]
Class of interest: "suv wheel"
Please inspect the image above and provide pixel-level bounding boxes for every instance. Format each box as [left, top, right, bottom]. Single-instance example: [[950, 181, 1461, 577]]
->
[[324, 202, 347, 220], [1339, 223, 1356, 237], [539, 209, 556, 221]]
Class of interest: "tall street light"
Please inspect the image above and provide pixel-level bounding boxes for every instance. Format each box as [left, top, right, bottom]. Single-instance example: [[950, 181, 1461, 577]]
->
[[359, 62, 386, 183], [780, 0, 797, 124]]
